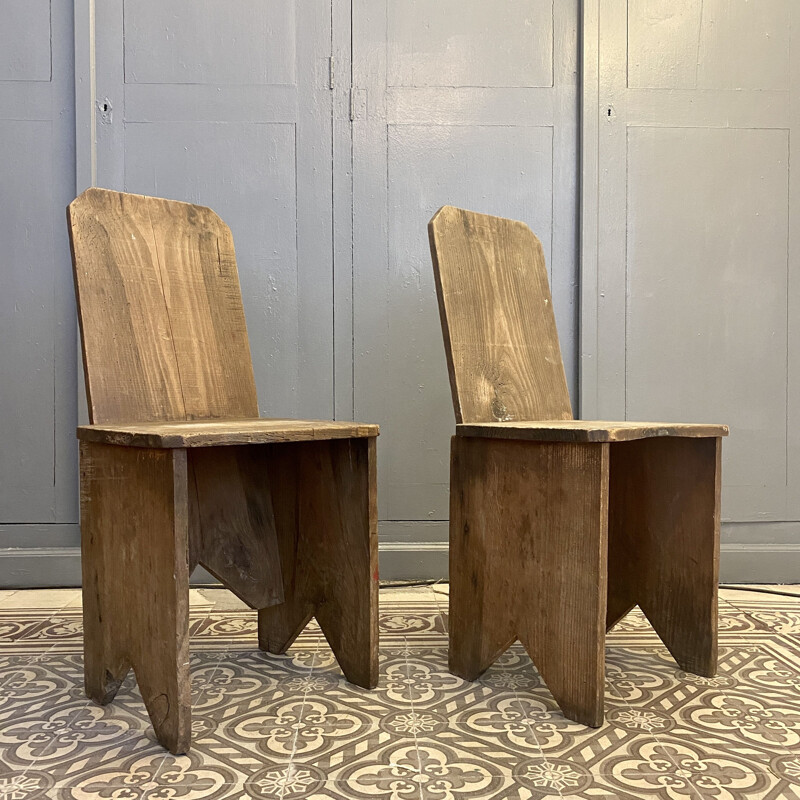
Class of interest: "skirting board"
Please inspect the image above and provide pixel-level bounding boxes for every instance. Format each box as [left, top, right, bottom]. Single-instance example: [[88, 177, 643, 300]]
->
[[1, 541, 799, 588]]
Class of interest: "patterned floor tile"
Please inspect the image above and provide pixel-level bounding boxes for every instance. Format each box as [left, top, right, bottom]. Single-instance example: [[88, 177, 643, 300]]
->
[[0, 590, 80, 611], [2, 585, 800, 800]]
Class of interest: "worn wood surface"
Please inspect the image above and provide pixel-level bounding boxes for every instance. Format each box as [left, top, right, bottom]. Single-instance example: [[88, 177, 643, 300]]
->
[[189, 447, 283, 609], [68, 187, 258, 425], [69, 187, 380, 751], [435, 205, 725, 723], [457, 420, 729, 443], [80, 441, 191, 754], [78, 419, 379, 449], [258, 438, 379, 689], [429, 205, 573, 424], [449, 436, 609, 726], [607, 437, 721, 676]]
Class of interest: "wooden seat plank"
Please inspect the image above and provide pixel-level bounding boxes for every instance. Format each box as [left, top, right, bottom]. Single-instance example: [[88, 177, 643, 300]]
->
[[457, 419, 728, 443], [78, 419, 380, 448]]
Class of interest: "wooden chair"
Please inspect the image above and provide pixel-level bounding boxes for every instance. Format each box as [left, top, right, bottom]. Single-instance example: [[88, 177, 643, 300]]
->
[[428, 205, 727, 727], [68, 188, 379, 753]]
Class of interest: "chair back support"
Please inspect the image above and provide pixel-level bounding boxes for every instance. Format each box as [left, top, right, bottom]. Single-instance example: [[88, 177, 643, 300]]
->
[[428, 205, 572, 424], [68, 188, 259, 425]]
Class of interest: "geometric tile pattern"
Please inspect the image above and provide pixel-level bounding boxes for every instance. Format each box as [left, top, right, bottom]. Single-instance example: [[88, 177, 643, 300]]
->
[[0, 585, 799, 798]]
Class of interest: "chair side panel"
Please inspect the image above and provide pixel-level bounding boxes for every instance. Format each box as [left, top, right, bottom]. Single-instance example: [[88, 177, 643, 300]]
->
[[68, 188, 186, 424], [147, 198, 258, 420], [429, 205, 573, 424]]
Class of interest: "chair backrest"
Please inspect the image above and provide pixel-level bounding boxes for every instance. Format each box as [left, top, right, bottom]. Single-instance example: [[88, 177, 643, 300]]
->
[[68, 188, 259, 425], [428, 205, 572, 424]]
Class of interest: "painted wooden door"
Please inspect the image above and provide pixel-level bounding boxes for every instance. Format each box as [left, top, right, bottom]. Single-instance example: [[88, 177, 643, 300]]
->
[[0, 2, 79, 577], [94, 0, 335, 420], [582, 1, 799, 567], [352, 1, 579, 564]]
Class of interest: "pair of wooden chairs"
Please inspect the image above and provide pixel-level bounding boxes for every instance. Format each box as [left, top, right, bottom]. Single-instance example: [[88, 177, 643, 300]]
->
[[68, 190, 725, 753]]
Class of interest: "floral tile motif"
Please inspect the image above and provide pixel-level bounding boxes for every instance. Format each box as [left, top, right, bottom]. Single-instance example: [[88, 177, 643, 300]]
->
[[0, 586, 799, 799]]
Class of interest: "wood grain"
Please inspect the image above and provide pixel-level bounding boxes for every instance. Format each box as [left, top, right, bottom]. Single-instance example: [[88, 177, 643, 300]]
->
[[80, 441, 191, 754], [68, 187, 257, 424], [258, 438, 379, 689], [457, 420, 729, 443], [70, 188, 380, 750], [434, 205, 725, 725], [145, 196, 259, 419], [607, 437, 721, 676], [449, 436, 609, 727], [429, 205, 573, 424], [77, 419, 380, 449], [69, 189, 186, 424], [188, 447, 284, 609]]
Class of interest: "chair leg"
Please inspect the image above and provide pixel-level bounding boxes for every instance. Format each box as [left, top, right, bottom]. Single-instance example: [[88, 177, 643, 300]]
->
[[257, 437, 379, 689], [608, 437, 721, 677], [450, 436, 610, 727], [80, 441, 191, 754]]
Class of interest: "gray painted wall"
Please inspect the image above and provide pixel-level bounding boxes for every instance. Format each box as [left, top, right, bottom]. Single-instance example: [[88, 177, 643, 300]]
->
[[582, 0, 800, 581], [0, 0, 797, 586], [0, 0, 79, 585]]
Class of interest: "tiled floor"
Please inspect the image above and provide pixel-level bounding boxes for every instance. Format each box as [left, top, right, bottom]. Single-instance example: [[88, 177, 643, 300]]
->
[[1, 584, 800, 799]]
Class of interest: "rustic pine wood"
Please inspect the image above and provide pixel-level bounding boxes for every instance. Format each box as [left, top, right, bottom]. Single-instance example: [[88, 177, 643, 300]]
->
[[69, 187, 379, 752], [607, 437, 721, 675], [450, 436, 609, 726], [430, 205, 726, 727], [68, 187, 257, 424], [80, 441, 191, 754], [457, 420, 728, 443], [429, 204, 573, 424], [188, 447, 283, 609], [258, 438, 379, 689], [77, 418, 379, 448]]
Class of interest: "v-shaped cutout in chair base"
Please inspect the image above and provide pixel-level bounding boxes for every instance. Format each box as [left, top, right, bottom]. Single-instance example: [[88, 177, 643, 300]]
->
[[80, 435, 378, 754], [448, 434, 721, 727]]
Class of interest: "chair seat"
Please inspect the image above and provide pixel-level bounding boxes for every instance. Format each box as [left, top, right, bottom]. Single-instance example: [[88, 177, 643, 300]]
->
[[78, 418, 380, 448], [457, 420, 729, 443]]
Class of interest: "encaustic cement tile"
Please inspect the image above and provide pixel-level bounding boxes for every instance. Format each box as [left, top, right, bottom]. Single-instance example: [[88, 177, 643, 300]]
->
[[2, 586, 800, 800]]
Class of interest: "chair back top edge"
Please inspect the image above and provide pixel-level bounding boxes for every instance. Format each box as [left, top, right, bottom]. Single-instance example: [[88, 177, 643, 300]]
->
[[428, 205, 573, 424], [68, 187, 259, 425]]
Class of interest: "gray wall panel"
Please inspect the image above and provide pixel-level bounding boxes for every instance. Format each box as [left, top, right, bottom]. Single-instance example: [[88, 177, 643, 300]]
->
[[626, 126, 789, 490], [0, 0, 51, 82], [0, 120, 57, 519], [123, 0, 296, 85], [387, 0, 553, 88], [0, 0, 77, 586], [584, 0, 800, 545], [629, 0, 790, 92]]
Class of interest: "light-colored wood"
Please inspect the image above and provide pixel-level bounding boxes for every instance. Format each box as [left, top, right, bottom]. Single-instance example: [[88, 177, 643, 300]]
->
[[80, 441, 191, 754], [258, 438, 379, 689], [77, 419, 380, 448], [458, 420, 729, 443], [449, 436, 609, 726], [607, 437, 721, 676], [68, 187, 258, 425], [428, 205, 573, 424]]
